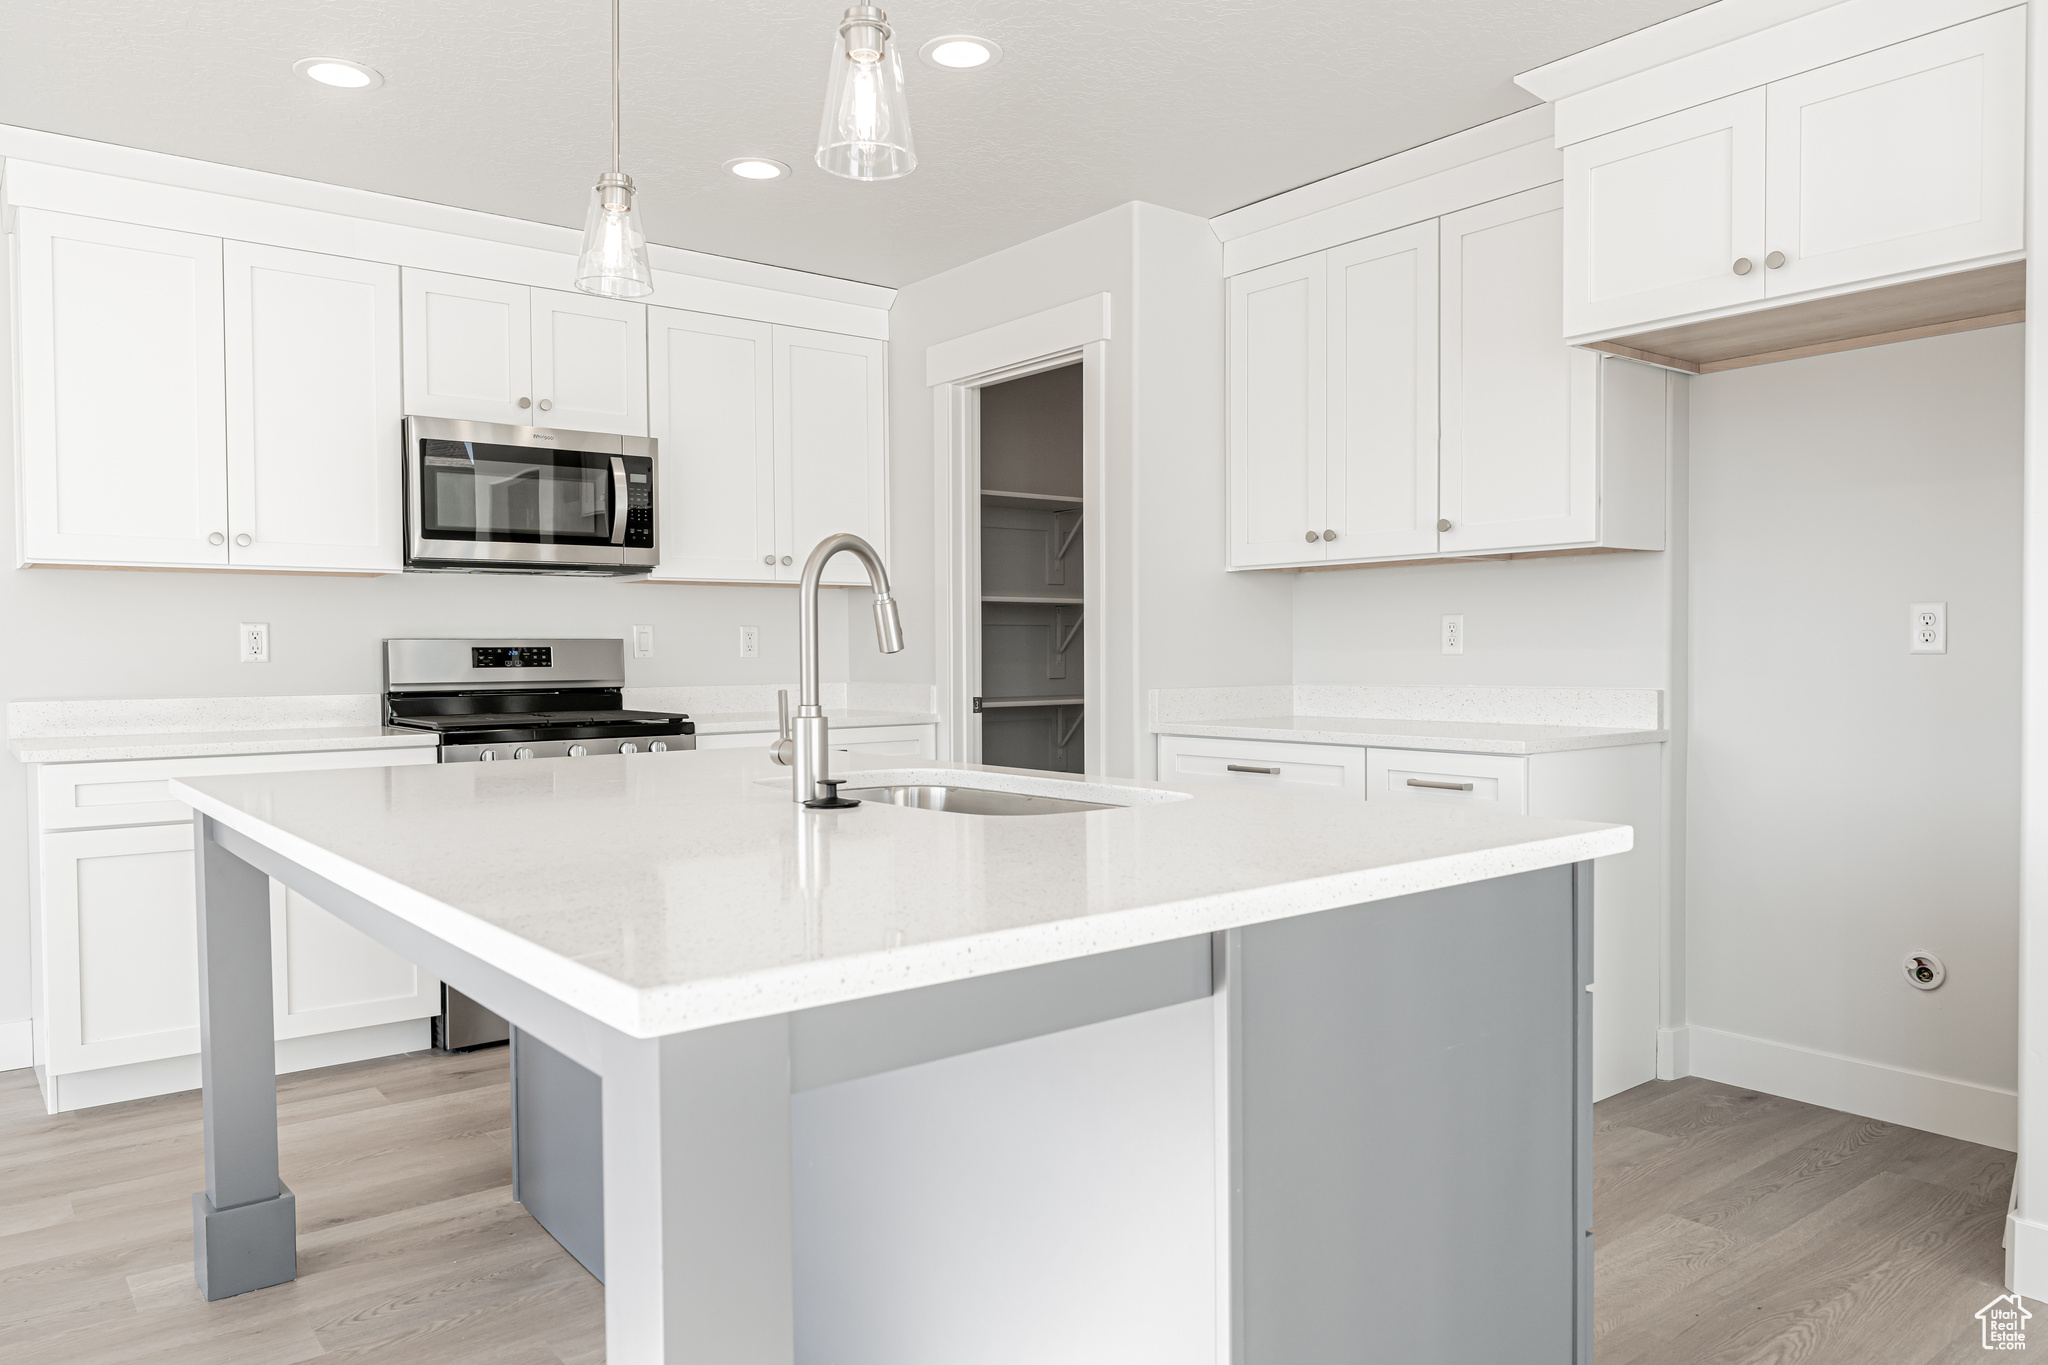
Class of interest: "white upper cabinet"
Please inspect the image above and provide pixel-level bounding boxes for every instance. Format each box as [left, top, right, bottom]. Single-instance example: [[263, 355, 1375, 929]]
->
[[776, 325, 888, 585], [1563, 90, 1767, 338], [1227, 255, 1327, 569], [224, 243, 403, 573], [1327, 222, 1438, 561], [647, 308, 778, 582], [15, 210, 229, 567], [1560, 6, 2023, 339], [400, 269, 532, 425], [1440, 185, 1597, 554], [402, 271, 648, 435], [1762, 7, 2023, 299], [530, 286, 649, 436]]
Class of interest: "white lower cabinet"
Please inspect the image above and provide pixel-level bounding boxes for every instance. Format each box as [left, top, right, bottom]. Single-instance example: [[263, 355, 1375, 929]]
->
[[30, 745, 440, 1113], [1156, 730, 1663, 1100]]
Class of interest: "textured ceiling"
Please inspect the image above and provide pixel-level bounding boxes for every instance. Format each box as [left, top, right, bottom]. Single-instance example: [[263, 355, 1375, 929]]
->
[[0, 0, 1712, 287]]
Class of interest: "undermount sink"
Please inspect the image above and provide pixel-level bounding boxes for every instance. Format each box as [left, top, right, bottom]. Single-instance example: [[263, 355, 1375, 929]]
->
[[838, 784, 1116, 816]]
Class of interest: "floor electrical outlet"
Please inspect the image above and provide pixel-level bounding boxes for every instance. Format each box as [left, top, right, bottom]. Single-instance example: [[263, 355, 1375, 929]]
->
[[1442, 615, 1464, 656], [239, 622, 270, 664], [739, 625, 759, 659], [632, 625, 655, 659], [1910, 602, 1946, 654]]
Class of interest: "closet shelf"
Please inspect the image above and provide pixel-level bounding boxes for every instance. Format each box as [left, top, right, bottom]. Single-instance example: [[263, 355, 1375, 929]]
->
[[981, 489, 1083, 510], [982, 595, 1082, 605], [979, 696, 1085, 709]]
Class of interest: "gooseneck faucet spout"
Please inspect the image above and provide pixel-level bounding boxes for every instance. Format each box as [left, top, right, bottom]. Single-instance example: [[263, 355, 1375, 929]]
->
[[771, 533, 903, 803]]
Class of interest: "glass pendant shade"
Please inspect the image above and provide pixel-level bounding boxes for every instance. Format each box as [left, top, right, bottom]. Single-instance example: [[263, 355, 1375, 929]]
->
[[816, 6, 916, 181], [576, 170, 654, 298]]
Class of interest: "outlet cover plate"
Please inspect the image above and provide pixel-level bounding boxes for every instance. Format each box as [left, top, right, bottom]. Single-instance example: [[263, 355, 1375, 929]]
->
[[1442, 614, 1464, 656], [1910, 602, 1946, 654]]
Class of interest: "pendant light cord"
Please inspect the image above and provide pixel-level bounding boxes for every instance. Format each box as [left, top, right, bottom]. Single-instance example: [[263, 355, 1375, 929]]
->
[[610, 0, 621, 175]]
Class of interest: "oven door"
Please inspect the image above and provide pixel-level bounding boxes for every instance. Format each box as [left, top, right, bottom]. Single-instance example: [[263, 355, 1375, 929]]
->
[[404, 416, 656, 572]]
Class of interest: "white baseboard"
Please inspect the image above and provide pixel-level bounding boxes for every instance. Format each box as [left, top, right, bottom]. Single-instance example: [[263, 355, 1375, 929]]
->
[[2008, 1214, 2048, 1299], [1685, 1023, 2016, 1151], [0, 1019, 31, 1073], [1656, 1026, 1690, 1080], [42, 1017, 431, 1114]]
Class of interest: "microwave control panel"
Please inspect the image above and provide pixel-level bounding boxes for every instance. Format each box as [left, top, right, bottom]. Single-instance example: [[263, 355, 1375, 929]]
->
[[624, 459, 654, 549]]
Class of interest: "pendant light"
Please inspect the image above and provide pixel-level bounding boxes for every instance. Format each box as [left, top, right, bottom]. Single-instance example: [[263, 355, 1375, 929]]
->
[[575, 0, 653, 297], [816, 6, 916, 181]]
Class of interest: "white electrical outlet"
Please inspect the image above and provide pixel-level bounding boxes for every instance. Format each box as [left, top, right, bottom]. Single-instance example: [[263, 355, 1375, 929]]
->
[[1910, 602, 1946, 654], [238, 622, 270, 664], [739, 625, 759, 659], [1442, 614, 1464, 655], [632, 624, 655, 659]]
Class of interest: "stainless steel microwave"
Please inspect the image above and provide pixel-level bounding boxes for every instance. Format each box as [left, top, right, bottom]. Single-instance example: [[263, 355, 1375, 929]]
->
[[402, 416, 657, 575]]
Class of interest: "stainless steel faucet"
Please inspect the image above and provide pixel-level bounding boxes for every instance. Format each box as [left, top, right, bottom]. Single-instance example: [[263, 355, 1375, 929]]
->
[[769, 533, 904, 803]]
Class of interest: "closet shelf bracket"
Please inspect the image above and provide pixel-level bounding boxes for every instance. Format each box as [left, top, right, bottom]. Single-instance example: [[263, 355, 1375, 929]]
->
[[1058, 705, 1085, 749], [1055, 512, 1083, 562], [1056, 610, 1084, 655]]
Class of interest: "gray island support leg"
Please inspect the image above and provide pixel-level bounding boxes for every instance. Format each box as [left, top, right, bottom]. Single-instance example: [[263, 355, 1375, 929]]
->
[[190, 814, 296, 1301]]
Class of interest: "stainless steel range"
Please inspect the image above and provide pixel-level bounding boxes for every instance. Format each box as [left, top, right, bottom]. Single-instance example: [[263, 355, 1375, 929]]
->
[[382, 636, 695, 1049]]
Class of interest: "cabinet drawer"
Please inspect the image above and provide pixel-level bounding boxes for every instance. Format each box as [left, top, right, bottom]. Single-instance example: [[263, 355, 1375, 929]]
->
[[1156, 734, 1365, 799], [1366, 749, 1527, 813], [38, 746, 438, 831]]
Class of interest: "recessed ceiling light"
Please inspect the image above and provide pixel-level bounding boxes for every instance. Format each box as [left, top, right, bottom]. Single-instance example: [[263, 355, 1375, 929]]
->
[[724, 157, 791, 181], [293, 57, 383, 89], [918, 34, 1001, 70]]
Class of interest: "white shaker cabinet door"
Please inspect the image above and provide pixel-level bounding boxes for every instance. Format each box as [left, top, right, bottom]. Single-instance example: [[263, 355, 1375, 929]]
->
[[1227, 254, 1328, 568], [14, 210, 229, 566], [774, 325, 887, 586], [400, 268, 533, 424], [1563, 89, 1767, 337], [269, 881, 439, 1040], [224, 243, 403, 572], [39, 822, 200, 1074], [1440, 185, 1599, 555], [1763, 7, 2024, 299], [647, 308, 778, 582], [531, 286, 648, 436], [1325, 221, 1438, 561]]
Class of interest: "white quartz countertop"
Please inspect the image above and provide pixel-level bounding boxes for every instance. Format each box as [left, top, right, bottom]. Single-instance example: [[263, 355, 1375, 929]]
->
[[1154, 715, 1668, 755], [690, 708, 937, 736], [171, 747, 1630, 1040], [9, 725, 440, 765]]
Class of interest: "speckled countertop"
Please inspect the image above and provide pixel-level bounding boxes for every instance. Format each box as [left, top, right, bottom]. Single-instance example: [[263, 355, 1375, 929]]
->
[[9, 726, 440, 765], [1152, 715, 1667, 755], [172, 747, 1630, 1039], [690, 709, 938, 736]]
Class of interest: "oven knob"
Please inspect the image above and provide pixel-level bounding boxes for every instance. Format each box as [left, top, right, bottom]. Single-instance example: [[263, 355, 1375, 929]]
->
[[479, 750, 496, 762], [514, 747, 535, 760], [567, 744, 588, 758], [619, 742, 638, 755], [649, 741, 668, 753]]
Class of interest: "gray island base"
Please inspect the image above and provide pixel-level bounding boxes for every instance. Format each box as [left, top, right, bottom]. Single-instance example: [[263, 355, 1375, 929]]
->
[[173, 750, 1612, 1363]]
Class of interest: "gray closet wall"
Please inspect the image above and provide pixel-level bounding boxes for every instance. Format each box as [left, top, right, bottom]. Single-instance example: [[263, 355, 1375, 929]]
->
[[979, 365, 1084, 774]]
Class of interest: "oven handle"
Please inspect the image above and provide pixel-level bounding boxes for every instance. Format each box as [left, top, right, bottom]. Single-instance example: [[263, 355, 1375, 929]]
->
[[610, 456, 629, 546]]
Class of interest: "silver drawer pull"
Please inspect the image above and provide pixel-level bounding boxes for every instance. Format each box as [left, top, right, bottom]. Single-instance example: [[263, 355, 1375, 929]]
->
[[1227, 764, 1282, 775], [1407, 778, 1474, 792]]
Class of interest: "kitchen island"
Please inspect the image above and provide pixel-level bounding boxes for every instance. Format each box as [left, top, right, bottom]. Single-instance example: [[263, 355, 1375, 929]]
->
[[171, 746, 1629, 1364]]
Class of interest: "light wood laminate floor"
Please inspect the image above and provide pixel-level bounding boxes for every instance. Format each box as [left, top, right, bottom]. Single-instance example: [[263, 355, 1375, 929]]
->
[[0, 1054, 2030, 1363], [1596, 1076, 2025, 1364]]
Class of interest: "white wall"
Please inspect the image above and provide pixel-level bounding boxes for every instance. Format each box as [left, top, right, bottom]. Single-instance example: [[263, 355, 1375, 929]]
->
[[881, 201, 1291, 776], [1686, 325, 2022, 1143]]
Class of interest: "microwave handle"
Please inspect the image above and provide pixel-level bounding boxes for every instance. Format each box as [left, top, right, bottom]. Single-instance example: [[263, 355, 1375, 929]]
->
[[610, 457, 629, 546]]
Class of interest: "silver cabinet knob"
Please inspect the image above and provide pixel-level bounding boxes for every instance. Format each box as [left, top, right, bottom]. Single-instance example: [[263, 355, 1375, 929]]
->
[[1304, 531, 1318, 544], [567, 744, 587, 757], [538, 399, 553, 411], [619, 742, 638, 755], [235, 533, 252, 547], [1765, 250, 1786, 269], [479, 750, 496, 761], [1437, 518, 1452, 532], [514, 747, 535, 760], [208, 532, 225, 546], [1322, 529, 1338, 541], [781, 555, 792, 565], [517, 396, 532, 409], [763, 554, 775, 565], [1733, 258, 1753, 275], [649, 741, 668, 753]]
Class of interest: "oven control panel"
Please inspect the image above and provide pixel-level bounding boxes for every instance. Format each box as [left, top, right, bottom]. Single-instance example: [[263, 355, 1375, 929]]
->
[[472, 646, 553, 669]]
